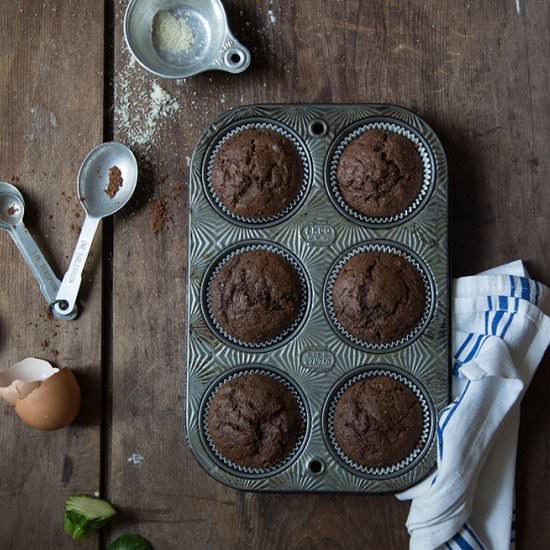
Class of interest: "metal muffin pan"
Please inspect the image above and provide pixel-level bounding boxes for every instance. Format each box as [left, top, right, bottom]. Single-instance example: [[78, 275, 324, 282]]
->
[[186, 103, 449, 493]]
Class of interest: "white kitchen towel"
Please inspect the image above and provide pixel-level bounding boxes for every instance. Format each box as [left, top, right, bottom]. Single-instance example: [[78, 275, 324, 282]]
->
[[397, 261, 550, 550]]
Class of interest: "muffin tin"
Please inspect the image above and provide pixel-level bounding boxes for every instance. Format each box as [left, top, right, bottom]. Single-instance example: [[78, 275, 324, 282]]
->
[[186, 104, 449, 493]]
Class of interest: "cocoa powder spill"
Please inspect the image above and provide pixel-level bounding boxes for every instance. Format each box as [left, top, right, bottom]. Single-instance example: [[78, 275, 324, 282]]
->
[[151, 197, 169, 234]]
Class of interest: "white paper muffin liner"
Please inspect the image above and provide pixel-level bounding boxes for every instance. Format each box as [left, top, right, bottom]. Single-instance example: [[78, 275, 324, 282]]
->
[[327, 121, 434, 226], [324, 241, 434, 352], [201, 367, 308, 477], [326, 368, 432, 477], [203, 242, 309, 350], [204, 121, 311, 227]]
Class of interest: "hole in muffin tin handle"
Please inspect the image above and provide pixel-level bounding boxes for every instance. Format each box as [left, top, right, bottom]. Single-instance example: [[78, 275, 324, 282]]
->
[[308, 459, 325, 475], [309, 120, 328, 137]]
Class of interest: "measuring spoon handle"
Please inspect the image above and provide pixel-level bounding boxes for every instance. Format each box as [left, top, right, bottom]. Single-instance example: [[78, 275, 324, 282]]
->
[[11, 223, 61, 304], [54, 214, 101, 314]]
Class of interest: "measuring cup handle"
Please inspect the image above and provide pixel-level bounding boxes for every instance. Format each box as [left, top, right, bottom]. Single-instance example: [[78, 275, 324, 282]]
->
[[11, 223, 61, 304], [214, 32, 251, 74], [54, 215, 101, 314]]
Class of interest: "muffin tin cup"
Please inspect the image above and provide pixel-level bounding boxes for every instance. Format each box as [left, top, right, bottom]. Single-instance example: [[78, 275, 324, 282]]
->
[[326, 119, 435, 227], [200, 366, 309, 478], [324, 366, 434, 479], [324, 240, 435, 353], [203, 120, 312, 228], [202, 241, 310, 352]]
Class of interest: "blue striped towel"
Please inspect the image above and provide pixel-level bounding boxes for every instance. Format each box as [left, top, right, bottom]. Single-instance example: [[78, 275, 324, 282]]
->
[[396, 261, 550, 550]]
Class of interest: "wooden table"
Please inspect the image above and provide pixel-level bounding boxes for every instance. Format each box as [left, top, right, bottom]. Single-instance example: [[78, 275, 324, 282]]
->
[[1, 1, 549, 548]]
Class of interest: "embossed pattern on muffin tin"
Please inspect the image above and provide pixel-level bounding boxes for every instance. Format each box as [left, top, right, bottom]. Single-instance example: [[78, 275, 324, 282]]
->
[[200, 366, 309, 477], [187, 104, 449, 494], [204, 120, 312, 227], [202, 241, 311, 351], [324, 241, 435, 353], [324, 366, 434, 478]]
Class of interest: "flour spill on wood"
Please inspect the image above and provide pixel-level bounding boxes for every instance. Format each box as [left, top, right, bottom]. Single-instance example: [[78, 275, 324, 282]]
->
[[114, 49, 181, 157]]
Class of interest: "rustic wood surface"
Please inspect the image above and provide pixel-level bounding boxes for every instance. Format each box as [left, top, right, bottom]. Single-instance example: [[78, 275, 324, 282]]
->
[[0, 1, 104, 549], [1, 0, 550, 548]]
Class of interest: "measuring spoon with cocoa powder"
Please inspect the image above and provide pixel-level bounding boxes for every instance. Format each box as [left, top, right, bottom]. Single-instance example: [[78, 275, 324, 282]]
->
[[53, 142, 137, 318]]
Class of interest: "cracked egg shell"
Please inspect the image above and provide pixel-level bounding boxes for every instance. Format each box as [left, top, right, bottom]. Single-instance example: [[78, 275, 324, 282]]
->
[[15, 368, 81, 431], [0, 357, 59, 405]]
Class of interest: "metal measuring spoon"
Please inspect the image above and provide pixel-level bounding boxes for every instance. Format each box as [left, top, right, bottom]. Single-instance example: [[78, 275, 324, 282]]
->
[[53, 142, 137, 317], [0, 182, 77, 320]]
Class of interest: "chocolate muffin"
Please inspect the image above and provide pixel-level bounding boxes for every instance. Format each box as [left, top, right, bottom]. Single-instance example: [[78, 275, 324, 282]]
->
[[211, 128, 303, 218], [336, 130, 423, 217], [207, 373, 303, 468], [331, 251, 425, 345], [333, 375, 423, 468], [209, 249, 302, 343]]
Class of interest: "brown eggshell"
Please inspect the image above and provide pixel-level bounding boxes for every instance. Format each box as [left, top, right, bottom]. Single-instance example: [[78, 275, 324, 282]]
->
[[15, 368, 81, 431], [0, 380, 41, 405]]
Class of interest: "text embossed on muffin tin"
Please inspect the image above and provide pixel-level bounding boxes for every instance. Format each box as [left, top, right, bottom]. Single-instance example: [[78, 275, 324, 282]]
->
[[300, 350, 335, 370], [301, 223, 336, 246]]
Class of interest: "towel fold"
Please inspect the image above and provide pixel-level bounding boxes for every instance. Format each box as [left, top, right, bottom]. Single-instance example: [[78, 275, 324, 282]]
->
[[397, 261, 550, 550]]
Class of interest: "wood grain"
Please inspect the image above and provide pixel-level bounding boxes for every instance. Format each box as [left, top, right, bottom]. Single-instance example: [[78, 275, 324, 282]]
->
[[2, 0, 550, 548], [106, 0, 550, 549], [512, 2, 550, 549], [0, 1, 104, 548]]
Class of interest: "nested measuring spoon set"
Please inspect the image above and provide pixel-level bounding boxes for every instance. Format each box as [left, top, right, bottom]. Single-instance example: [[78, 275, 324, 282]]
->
[[186, 104, 449, 494], [0, 143, 137, 320]]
